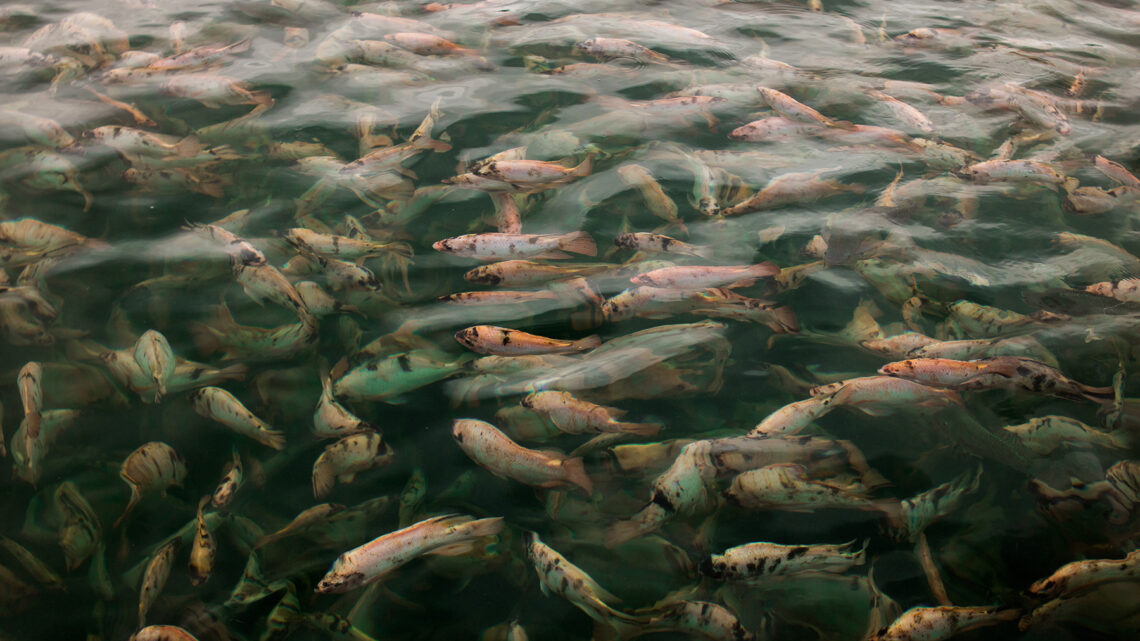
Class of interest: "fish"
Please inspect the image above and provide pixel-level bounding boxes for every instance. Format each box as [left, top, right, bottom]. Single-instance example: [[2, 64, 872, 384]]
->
[[116, 442, 188, 528], [433, 232, 597, 260], [869, 606, 1020, 641], [729, 117, 825, 141], [810, 376, 963, 416], [0, 535, 64, 591], [314, 369, 377, 437], [615, 164, 685, 232], [747, 397, 835, 438], [521, 391, 662, 436], [16, 361, 42, 461], [282, 227, 408, 261], [189, 387, 286, 450], [451, 418, 593, 494], [133, 330, 176, 403], [1002, 416, 1126, 455], [1028, 549, 1140, 599], [188, 497, 216, 586], [631, 264, 779, 289], [757, 87, 850, 128], [724, 463, 891, 520], [954, 159, 1071, 187], [332, 351, 468, 403], [315, 514, 504, 593], [312, 432, 395, 499], [254, 504, 347, 550], [717, 170, 864, 216], [211, 448, 243, 509], [701, 540, 867, 581], [454, 326, 601, 356], [575, 37, 670, 63], [614, 233, 711, 258], [130, 625, 200, 641], [877, 356, 1113, 403], [865, 89, 935, 133], [1085, 278, 1140, 304], [138, 540, 178, 626], [463, 260, 614, 287], [525, 532, 642, 625]]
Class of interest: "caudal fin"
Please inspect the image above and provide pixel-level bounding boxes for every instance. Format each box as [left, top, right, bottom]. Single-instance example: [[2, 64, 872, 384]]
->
[[561, 456, 594, 496], [571, 154, 593, 178], [558, 231, 598, 256], [768, 305, 799, 333], [258, 429, 287, 451], [614, 421, 663, 437], [572, 335, 602, 352]]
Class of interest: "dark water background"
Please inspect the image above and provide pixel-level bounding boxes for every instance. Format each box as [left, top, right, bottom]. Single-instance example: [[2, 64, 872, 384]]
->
[[2, 0, 1140, 640]]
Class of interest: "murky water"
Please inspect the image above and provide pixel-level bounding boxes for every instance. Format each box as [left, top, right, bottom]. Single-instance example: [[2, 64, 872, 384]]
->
[[2, 1, 1140, 640]]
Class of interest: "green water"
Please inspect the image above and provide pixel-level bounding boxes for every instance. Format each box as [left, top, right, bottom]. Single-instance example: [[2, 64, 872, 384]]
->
[[1, 0, 1140, 640]]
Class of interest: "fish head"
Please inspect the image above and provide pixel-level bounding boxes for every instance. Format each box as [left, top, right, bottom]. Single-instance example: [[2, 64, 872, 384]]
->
[[432, 238, 453, 252], [464, 266, 500, 284], [316, 568, 367, 594], [573, 39, 596, 53], [453, 327, 479, 349], [520, 392, 537, 409]]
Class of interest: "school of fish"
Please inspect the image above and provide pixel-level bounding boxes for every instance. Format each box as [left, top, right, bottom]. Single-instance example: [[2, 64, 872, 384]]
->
[[1, 0, 1139, 640]]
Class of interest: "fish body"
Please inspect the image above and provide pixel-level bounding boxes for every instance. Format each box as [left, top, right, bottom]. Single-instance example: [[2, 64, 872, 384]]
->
[[955, 159, 1069, 187], [211, 448, 243, 509], [747, 397, 834, 438], [133, 330, 176, 402], [614, 233, 711, 258], [757, 87, 844, 127], [16, 361, 42, 461], [189, 387, 285, 450], [702, 540, 866, 581], [116, 442, 187, 528], [0, 535, 64, 591], [464, 260, 613, 287], [312, 432, 394, 499], [189, 497, 216, 586], [575, 37, 669, 63], [433, 232, 597, 260], [282, 227, 404, 260], [878, 357, 1112, 402], [333, 351, 466, 402], [1028, 549, 1140, 599], [521, 391, 661, 436], [255, 504, 347, 549], [631, 264, 778, 289], [455, 325, 600, 356], [525, 532, 640, 624], [724, 463, 882, 514], [315, 370, 376, 436], [718, 171, 862, 216], [1003, 416, 1124, 455], [139, 540, 177, 626], [870, 606, 1019, 641], [451, 418, 593, 494], [315, 514, 504, 593], [730, 117, 824, 141], [810, 376, 962, 416], [866, 90, 935, 133], [1086, 278, 1140, 304], [130, 625, 199, 641]]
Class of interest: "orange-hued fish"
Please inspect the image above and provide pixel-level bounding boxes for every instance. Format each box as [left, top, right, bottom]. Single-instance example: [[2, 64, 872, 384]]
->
[[464, 260, 613, 286], [730, 117, 825, 141], [315, 514, 504, 593], [757, 87, 850, 128], [954, 159, 1070, 187], [433, 232, 597, 260], [451, 419, 593, 494], [809, 376, 963, 415], [383, 32, 478, 56], [1093, 155, 1140, 187], [521, 391, 662, 436], [462, 156, 591, 188], [454, 325, 601, 355], [865, 89, 935, 133], [1085, 278, 1140, 304], [631, 263, 779, 289], [718, 170, 863, 216], [878, 357, 1112, 402], [437, 290, 560, 305]]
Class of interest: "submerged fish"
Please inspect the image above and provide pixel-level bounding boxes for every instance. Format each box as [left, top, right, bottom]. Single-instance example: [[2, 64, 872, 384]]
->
[[452, 418, 593, 494]]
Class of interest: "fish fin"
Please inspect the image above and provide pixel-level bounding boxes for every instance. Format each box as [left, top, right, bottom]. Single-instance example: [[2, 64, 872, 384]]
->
[[561, 456, 593, 496], [827, 119, 858, 130], [768, 305, 799, 333], [614, 422, 663, 437], [691, 244, 715, 259], [219, 364, 250, 381], [465, 516, 506, 538], [312, 462, 334, 499], [113, 488, 141, 529], [427, 541, 478, 556], [571, 154, 593, 178], [534, 249, 573, 259], [259, 429, 287, 451], [572, 335, 601, 351], [175, 136, 203, 157], [557, 231, 598, 257]]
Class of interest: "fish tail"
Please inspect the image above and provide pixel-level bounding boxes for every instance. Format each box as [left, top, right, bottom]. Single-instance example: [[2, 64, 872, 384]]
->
[[218, 364, 250, 381], [557, 231, 598, 256], [206, 144, 243, 161], [749, 261, 781, 278], [464, 516, 506, 539], [562, 456, 594, 496], [260, 429, 287, 451], [572, 335, 602, 351], [571, 154, 593, 178], [614, 421, 663, 437], [175, 136, 202, 157], [312, 462, 334, 499], [689, 243, 715, 259], [1079, 385, 1115, 404], [768, 305, 799, 333], [828, 119, 858, 130], [114, 488, 140, 529]]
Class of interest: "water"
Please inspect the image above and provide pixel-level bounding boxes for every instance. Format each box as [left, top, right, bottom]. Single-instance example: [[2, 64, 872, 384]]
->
[[1, 0, 1140, 640]]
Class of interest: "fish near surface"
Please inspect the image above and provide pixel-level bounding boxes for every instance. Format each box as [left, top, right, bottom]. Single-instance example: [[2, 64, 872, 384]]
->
[[451, 418, 593, 495], [315, 514, 503, 593], [433, 232, 597, 260], [116, 442, 187, 528], [454, 325, 601, 356]]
